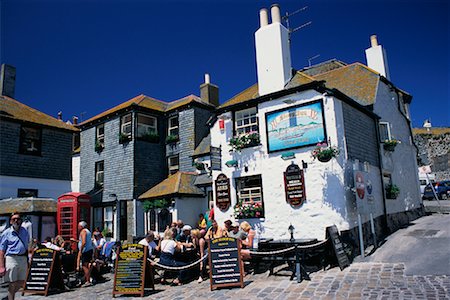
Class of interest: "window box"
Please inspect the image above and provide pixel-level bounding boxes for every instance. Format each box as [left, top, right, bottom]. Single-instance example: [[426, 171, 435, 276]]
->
[[95, 140, 104, 152], [140, 132, 160, 143], [119, 132, 131, 144], [229, 132, 260, 152], [383, 139, 399, 152], [234, 175, 264, 219], [166, 134, 179, 144], [234, 201, 264, 219]]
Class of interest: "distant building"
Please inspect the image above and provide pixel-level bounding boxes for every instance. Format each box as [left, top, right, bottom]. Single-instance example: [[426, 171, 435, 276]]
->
[[210, 5, 422, 249], [78, 78, 217, 240]]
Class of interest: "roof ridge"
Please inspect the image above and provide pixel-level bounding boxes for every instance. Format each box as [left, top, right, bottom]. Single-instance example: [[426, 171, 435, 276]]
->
[[295, 71, 316, 81]]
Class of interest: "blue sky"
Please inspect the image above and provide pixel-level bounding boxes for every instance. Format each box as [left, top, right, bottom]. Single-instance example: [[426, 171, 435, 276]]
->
[[1, 0, 448, 127]]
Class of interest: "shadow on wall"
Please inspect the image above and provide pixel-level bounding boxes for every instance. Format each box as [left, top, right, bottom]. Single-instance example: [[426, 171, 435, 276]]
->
[[322, 170, 352, 221], [229, 147, 264, 175]]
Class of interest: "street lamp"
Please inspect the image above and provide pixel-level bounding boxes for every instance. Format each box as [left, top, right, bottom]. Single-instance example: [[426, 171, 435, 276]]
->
[[288, 224, 295, 242]]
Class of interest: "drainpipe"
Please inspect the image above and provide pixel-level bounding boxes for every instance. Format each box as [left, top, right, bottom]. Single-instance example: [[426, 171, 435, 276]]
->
[[375, 119, 389, 236]]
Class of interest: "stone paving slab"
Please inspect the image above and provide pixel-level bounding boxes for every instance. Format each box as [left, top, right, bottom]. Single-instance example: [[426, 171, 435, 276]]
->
[[1, 262, 449, 299]]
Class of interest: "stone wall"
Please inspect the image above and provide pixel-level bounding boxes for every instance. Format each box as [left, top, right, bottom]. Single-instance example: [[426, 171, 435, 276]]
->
[[414, 130, 450, 181]]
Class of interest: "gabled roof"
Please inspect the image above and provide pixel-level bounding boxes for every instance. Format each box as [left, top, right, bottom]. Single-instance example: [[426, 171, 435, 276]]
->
[[138, 172, 204, 200], [193, 133, 211, 157], [80, 94, 215, 127], [0, 95, 78, 131]]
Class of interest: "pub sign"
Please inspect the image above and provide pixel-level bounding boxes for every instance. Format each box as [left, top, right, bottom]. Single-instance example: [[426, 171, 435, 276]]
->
[[284, 164, 306, 207], [215, 173, 231, 210]]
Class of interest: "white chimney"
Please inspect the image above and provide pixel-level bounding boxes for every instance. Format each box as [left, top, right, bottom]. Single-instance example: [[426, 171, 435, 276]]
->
[[255, 4, 292, 96], [365, 35, 390, 80]]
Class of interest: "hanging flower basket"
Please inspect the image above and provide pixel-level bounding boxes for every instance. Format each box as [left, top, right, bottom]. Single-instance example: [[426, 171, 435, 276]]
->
[[383, 139, 399, 152], [229, 132, 260, 152], [311, 143, 339, 162], [385, 184, 400, 199]]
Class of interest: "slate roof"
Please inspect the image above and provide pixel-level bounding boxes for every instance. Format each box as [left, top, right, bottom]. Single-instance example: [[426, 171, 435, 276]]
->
[[193, 134, 211, 157], [0, 95, 78, 131], [81, 94, 215, 126], [138, 172, 204, 200], [0, 198, 57, 214]]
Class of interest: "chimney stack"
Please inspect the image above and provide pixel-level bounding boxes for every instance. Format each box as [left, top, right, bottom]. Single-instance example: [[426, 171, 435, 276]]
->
[[255, 4, 292, 96], [365, 35, 390, 80], [200, 73, 219, 107], [58, 111, 63, 120], [73, 116, 79, 125], [0, 64, 16, 98]]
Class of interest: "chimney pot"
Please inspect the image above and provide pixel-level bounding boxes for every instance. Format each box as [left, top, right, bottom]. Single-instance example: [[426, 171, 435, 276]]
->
[[271, 4, 281, 23], [73, 116, 78, 125], [204, 73, 210, 84], [58, 111, 62, 120], [370, 35, 378, 47], [259, 8, 269, 27], [0, 64, 16, 98]]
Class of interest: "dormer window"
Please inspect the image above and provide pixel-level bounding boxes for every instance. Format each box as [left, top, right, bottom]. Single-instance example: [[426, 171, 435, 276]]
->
[[235, 107, 258, 135], [19, 126, 41, 155]]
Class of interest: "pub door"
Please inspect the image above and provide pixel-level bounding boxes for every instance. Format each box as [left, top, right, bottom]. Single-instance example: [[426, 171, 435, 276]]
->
[[119, 200, 128, 241]]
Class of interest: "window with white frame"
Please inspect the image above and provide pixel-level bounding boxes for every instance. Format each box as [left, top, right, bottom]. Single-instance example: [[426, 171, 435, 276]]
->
[[168, 155, 179, 175], [168, 115, 179, 137], [235, 107, 258, 135], [235, 175, 264, 218], [104, 206, 114, 234], [95, 161, 104, 187], [121, 113, 132, 137], [379, 122, 391, 142], [19, 126, 41, 155], [96, 123, 105, 147], [137, 114, 157, 137]]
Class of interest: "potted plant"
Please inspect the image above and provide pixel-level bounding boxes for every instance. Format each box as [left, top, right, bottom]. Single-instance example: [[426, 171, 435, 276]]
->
[[165, 134, 179, 144], [234, 200, 264, 219], [193, 161, 205, 171], [95, 140, 104, 152], [119, 132, 131, 144], [383, 139, 399, 151], [311, 142, 339, 162], [386, 184, 400, 199], [229, 132, 260, 152]]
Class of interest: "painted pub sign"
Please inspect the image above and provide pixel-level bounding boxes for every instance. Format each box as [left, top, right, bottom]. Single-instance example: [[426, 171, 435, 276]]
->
[[215, 173, 231, 210], [284, 164, 306, 207]]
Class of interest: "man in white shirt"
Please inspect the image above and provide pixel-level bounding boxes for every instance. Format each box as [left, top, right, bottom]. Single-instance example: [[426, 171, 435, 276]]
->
[[138, 231, 158, 257], [43, 237, 62, 251]]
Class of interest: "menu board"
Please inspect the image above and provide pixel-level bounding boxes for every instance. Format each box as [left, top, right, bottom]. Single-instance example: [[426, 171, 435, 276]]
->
[[210, 146, 222, 171], [326, 225, 350, 271], [215, 173, 231, 210], [112, 243, 149, 297], [208, 237, 244, 291], [23, 248, 64, 296], [284, 164, 306, 207]]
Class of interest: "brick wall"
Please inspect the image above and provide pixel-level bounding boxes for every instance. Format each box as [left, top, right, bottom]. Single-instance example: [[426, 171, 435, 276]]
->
[[0, 120, 73, 180], [342, 103, 379, 166]]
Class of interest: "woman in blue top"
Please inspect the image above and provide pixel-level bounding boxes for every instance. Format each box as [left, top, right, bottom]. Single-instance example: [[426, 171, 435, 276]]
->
[[74, 221, 93, 287]]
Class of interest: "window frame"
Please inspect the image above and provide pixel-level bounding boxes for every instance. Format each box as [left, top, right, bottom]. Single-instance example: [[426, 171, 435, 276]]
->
[[96, 123, 105, 146], [120, 113, 133, 137], [95, 160, 104, 187], [379, 121, 392, 142], [167, 115, 179, 137], [19, 125, 42, 155], [168, 155, 179, 175], [235, 175, 265, 218], [17, 188, 38, 198], [234, 107, 258, 136]]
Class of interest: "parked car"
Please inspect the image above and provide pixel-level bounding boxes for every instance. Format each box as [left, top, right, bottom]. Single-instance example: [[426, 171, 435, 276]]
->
[[422, 181, 450, 200]]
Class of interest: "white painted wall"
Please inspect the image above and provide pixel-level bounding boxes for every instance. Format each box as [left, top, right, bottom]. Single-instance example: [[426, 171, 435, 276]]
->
[[211, 90, 364, 240], [0, 175, 71, 200], [365, 45, 390, 80], [375, 81, 422, 214], [71, 154, 80, 192]]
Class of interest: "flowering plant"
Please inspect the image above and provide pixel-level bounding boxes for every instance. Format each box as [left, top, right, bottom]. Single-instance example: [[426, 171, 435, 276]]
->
[[383, 139, 400, 151], [234, 200, 264, 219], [311, 142, 339, 162], [229, 132, 260, 152], [385, 184, 400, 199]]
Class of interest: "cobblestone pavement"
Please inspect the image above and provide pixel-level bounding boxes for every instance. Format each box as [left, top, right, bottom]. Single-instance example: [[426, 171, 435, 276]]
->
[[1, 262, 449, 299]]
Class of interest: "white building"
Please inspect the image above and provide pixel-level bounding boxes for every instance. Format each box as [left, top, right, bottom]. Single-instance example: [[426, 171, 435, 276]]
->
[[210, 5, 422, 247]]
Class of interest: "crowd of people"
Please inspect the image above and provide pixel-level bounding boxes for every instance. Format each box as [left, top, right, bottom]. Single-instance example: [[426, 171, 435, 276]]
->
[[0, 210, 257, 298]]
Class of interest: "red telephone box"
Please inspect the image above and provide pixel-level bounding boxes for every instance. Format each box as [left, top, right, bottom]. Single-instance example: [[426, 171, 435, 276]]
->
[[57, 192, 91, 242]]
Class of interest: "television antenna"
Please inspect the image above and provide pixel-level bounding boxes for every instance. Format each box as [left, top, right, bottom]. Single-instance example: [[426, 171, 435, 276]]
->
[[308, 54, 321, 67], [282, 6, 312, 42]]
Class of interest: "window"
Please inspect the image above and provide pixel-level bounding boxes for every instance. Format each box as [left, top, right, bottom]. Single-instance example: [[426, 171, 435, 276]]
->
[[73, 132, 80, 152], [19, 126, 41, 155], [96, 123, 105, 147], [379, 122, 391, 142], [121, 113, 132, 137], [104, 206, 114, 235], [168, 116, 179, 137], [17, 189, 38, 198], [235, 175, 264, 218], [235, 107, 258, 135], [95, 161, 104, 187], [137, 114, 157, 137], [168, 155, 179, 175]]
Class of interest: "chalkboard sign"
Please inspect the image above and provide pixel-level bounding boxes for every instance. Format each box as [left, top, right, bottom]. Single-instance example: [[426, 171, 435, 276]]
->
[[113, 243, 153, 297], [208, 237, 244, 291], [215, 173, 231, 211], [284, 164, 306, 207], [22, 248, 64, 296], [326, 225, 350, 270]]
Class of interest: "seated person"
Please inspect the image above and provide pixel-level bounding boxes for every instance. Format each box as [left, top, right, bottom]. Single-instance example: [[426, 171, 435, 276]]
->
[[239, 221, 255, 260], [223, 220, 232, 234], [158, 229, 188, 285], [176, 225, 194, 249], [138, 231, 158, 258], [92, 231, 106, 258], [197, 213, 207, 231], [43, 236, 63, 251], [228, 221, 248, 240], [205, 219, 227, 240]]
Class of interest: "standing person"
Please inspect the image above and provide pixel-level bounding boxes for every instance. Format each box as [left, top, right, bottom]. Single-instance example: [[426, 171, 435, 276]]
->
[[190, 229, 206, 283], [92, 231, 106, 257], [73, 221, 93, 287], [0, 212, 30, 300]]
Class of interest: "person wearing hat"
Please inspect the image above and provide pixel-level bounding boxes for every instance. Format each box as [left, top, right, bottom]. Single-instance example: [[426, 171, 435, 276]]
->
[[176, 225, 194, 249], [138, 231, 158, 258], [228, 221, 248, 240]]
